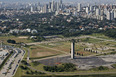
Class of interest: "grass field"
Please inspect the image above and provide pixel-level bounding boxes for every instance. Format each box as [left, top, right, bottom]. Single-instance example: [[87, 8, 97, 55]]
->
[[91, 33, 114, 40], [13, 66, 23, 77], [29, 45, 63, 59], [40, 41, 96, 56], [0, 35, 32, 45]]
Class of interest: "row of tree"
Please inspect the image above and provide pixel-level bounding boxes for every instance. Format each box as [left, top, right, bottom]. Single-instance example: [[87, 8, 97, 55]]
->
[[44, 63, 76, 72]]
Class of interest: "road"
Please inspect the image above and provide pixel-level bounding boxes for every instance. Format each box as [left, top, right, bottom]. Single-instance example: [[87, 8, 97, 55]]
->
[[0, 46, 25, 77], [26, 35, 116, 45]]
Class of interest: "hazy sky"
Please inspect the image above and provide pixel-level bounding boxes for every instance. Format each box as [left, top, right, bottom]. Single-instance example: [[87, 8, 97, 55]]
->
[[0, 0, 116, 4]]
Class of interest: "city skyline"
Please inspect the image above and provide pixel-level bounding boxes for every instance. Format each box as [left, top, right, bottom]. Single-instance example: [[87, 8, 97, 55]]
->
[[0, 0, 116, 4]]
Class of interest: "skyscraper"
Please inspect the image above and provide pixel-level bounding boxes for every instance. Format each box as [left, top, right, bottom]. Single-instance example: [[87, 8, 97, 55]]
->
[[90, 6, 93, 12], [59, 0, 63, 10], [43, 4, 48, 13], [78, 3, 81, 12], [74, 11, 78, 16], [111, 11, 114, 20], [96, 8, 101, 16], [48, 2, 52, 9], [31, 6, 33, 12], [51, 0, 54, 12], [107, 11, 110, 20], [57, 2, 60, 11], [107, 11, 114, 20], [86, 7, 89, 14], [37, 2, 41, 11], [59, 0, 62, 5], [114, 10, 116, 18]]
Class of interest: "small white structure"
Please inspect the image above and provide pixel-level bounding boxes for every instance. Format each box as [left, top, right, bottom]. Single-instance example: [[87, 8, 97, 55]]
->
[[0, 50, 8, 57], [31, 29, 38, 34]]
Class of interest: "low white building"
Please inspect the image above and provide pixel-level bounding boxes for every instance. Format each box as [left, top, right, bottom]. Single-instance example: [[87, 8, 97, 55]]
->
[[0, 50, 8, 57], [31, 29, 38, 34]]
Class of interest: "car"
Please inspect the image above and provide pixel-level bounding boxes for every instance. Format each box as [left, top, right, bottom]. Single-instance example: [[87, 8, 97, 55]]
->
[[2, 72, 7, 74]]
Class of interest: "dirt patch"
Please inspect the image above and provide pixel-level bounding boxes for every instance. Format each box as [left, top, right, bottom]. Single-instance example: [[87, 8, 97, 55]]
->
[[18, 36, 28, 39]]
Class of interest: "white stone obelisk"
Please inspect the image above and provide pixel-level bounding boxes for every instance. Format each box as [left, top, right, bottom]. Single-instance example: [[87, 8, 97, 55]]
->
[[71, 41, 75, 59]]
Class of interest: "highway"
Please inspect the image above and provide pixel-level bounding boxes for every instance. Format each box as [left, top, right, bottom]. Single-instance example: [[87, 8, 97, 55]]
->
[[0, 46, 25, 77]]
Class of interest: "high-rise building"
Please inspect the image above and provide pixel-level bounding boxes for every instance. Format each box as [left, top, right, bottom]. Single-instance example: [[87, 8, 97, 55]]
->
[[43, 4, 48, 13], [86, 7, 89, 14], [59, 0, 63, 9], [48, 2, 52, 9], [57, 2, 60, 11], [59, 0, 62, 5], [31, 6, 33, 12], [104, 8, 108, 15], [54, 2, 57, 11], [111, 11, 114, 20], [37, 2, 41, 11], [107, 11, 110, 20], [114, 10, 116, 18], [107, 11, 114, 20], [96, 8, 101, 16], [90, 6, 93, 12], [73, 11, 77, 16], [51, 0, 54, 12], [77, 3, 81, 12]]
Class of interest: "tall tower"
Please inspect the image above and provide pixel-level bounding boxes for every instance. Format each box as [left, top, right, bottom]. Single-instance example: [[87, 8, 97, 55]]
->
[[107, 11, 110, 20], [31, 6, 33, 12], [59, 0, 63, 9], [107, 11, 114, 20], [96, 8, 101, 16], [114, 10, 116, 18], [57, 2, 60, 11], [51, 0, 54, 12], [59, 0, 62, 5], [78, 3, 81, 12], [71, 40, 75, 59], [43, 4, 48, 13], [111, 11, 114, 20], [86, 7, 89, 14]]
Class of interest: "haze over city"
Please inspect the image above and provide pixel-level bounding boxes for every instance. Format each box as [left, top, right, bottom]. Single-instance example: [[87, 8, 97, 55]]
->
[[0, 0, 116, 4]]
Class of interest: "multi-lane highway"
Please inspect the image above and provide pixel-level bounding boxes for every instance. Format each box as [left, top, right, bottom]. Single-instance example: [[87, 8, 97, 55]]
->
[[0, 46, 25, 77]]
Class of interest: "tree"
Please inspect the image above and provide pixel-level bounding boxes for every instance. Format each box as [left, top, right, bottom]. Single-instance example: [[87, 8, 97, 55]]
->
[[7, 39, 16, 44]]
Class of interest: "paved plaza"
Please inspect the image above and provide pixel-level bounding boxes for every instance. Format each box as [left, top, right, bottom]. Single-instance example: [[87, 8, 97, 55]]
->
[[38, 55, 116, 69]]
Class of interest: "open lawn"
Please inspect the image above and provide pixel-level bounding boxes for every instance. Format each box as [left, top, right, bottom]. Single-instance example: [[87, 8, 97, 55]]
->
[[91, 33, 114, 40], [40, 41, 96, 56], [13, 66, 23, 77], [0, 35, 32, 45], [29, 45, 63, 59]]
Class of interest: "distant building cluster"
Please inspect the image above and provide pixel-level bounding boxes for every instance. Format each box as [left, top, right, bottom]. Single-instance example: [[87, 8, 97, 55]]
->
[[30, 0, 63, 13], [84, 4, 116, 20], [56, 3, 116, 21], [0, 0, 116, 21]]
